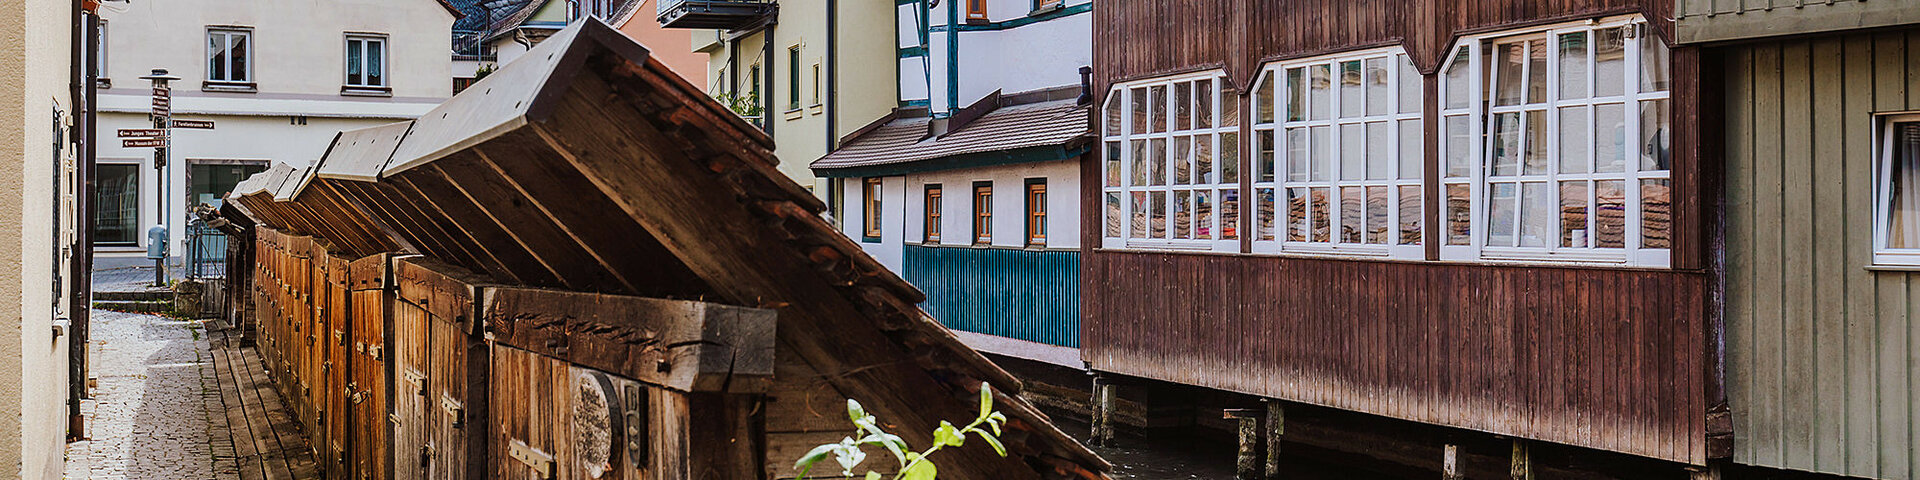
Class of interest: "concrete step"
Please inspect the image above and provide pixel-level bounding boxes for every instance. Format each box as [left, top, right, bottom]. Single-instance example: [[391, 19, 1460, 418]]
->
[[95, 290, 172, 302], [93, 300, 173, 314]]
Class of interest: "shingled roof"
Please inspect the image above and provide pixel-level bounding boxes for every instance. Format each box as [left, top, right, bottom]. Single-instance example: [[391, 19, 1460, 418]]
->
[[230, 20, 1109, 480], [812, 92, 1091, 177]]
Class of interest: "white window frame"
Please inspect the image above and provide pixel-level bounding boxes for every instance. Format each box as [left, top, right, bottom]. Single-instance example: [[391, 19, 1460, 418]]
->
[[344, 34, 389, 89], [1439, 15, 1672, 267], [1100, 70, 1240, 252], [206, 27, 253, 84], [1874, 112, 1920, 266], [1251, 47, 1425, 259]]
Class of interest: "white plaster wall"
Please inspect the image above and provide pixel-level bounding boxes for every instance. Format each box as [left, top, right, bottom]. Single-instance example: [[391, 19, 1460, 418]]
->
[[95, 0, 455, 101], [902, 0, 1090, 112], [839, 158, 1081, 268], [94, 112, 402, 260], [0, 1, 76, 478], [91, 0, 454, 263]]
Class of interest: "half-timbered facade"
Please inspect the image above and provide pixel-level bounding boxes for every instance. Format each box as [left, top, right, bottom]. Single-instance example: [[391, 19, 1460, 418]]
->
[[1085, 0, 1715, 469]]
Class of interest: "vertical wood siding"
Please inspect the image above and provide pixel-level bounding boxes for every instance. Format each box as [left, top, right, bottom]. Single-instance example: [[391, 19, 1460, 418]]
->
[[1082, 251, 1709, 463], [903, 246, 1082, 347], [1721, 30, 1920, 480], [1091, 0, 1669, 95]]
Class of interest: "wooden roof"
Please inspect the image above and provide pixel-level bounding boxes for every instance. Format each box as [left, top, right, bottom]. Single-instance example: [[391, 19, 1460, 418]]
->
[[227, 19, 1109, 480]]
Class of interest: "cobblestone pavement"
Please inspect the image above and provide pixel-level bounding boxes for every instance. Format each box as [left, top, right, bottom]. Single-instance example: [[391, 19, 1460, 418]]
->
[[64, 309, 238, 480], [92, 266, 171, 294]]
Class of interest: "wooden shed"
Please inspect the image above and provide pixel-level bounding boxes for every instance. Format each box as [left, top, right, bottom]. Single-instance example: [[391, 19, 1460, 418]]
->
[[223, 18, 1108, 480]]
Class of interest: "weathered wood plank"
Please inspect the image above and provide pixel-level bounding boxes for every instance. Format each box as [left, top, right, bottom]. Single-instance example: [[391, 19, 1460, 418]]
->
[[482, 287, 776, 393], [1747, 40, 1787, 468], [533, 71, 1058, 480]]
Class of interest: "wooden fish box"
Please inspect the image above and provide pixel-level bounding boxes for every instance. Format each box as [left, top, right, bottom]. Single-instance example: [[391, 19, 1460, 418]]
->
[[481, 287, 775, 480], [346, 253, 394, 480], [391, 256, 495, 480]]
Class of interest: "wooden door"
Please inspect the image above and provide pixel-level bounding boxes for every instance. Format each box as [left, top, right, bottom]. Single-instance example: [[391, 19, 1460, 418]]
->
[[348, 254, 391, 480], [392, 296, 431, 480]]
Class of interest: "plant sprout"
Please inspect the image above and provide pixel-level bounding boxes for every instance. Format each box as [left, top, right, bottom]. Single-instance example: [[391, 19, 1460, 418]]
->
[[794, 382, 1010, 480]]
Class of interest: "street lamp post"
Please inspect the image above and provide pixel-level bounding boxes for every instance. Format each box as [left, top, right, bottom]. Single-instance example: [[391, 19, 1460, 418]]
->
[[138, 69, 179, 287]]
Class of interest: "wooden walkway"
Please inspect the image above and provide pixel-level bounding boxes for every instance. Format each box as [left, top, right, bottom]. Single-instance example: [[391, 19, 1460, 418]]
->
[[210, 329, 324, 480]]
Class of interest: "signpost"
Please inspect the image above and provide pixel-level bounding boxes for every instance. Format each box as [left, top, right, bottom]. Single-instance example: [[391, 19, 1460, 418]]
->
[[137, 69, 181, 286], [172, 120, 214, 129]]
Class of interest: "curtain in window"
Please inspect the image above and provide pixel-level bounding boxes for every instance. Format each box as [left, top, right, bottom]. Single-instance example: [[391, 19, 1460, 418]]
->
[[1891, 123, 1920, 248]]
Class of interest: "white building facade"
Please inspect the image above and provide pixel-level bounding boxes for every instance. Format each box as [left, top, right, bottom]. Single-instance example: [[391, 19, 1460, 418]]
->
[[813, 0, 1091, 353], [93, 0, 457, 267]]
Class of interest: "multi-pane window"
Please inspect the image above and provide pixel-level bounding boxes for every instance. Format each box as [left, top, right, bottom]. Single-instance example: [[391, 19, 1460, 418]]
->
[[1440, 17, 1671, 266], [1026, 179, 1048, 247], [346, 35, 388, 88], [1251, 49, 1423, 258], [862, 177, 883, 240], [973, 182, 993, 244], [1876, 114, 1920, 265], [1101, 71, 1240, 251], [925, 185, 943, 243], [207, 28, 252, 84]]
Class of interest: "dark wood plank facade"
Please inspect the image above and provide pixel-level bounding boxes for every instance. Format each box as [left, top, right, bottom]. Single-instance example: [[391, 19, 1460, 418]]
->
[[1085, 0, 1711, 465]]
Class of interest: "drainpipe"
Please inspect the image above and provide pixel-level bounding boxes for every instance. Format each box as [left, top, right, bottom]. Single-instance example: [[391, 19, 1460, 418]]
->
[[825, 0, 836, 151], [69, 0, 96, 440], [762, 23, 775, 138]]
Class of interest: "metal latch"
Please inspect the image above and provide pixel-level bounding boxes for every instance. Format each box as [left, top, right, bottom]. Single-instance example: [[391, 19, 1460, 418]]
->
[[404, 369, 427, 397], [508, 440, 555, 480], [441, 395, 465, 429]]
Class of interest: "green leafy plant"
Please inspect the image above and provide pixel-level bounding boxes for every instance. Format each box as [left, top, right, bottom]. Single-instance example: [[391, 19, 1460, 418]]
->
[[714, 90, 764, 121], [794, 382, 1010, 480]]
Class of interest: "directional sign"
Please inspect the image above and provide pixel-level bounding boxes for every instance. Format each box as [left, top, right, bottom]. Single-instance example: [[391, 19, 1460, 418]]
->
[[118, 129, 166, 138], [152, 97, 170, 108], [172, 120, 215, 129], [123, 138, 167, 148], [152, 87, 169, 98]]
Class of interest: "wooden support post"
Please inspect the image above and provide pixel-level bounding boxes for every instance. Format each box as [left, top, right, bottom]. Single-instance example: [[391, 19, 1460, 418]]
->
[[1224, 409, 1261, 480], [1509, 439, 1531, 480], [1687, 464, 1721, 480], [1090, 375, 1116, 447], [1442, 444, 1463, 480], [1262, 400, 1282, 480]]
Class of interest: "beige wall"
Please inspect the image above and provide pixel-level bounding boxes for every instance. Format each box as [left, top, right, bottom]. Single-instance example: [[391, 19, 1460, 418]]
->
[[0, 0, 76, 479], [96, 0, 455, 101], [93, 0, 455, 259], [701, 0, 897, 198]]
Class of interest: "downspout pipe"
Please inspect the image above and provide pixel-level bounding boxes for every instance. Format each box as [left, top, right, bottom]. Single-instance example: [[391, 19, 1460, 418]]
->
[[825, 0, 836, 151], [69, 0, 96, 440], [762, 23, 775, 137]]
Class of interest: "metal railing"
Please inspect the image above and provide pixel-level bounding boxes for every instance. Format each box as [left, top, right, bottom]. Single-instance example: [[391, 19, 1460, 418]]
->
[[453, 29, 495, 62], [184, 220, 227, 280]]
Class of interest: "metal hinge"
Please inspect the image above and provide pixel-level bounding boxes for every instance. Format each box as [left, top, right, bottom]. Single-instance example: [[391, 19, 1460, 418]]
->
[[508, 440, 556, 480]]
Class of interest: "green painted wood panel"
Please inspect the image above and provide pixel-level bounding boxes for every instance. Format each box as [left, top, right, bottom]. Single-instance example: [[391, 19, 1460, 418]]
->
[[902, 246, 1080, 348], [1723, 30, 1920, 480], [1675, 0, 1920, 45]]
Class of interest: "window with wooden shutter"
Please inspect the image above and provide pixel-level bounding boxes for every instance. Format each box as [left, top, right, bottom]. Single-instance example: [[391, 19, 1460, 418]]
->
[[973, 182, 993, 245], [1026, 179, 1047, 247]]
